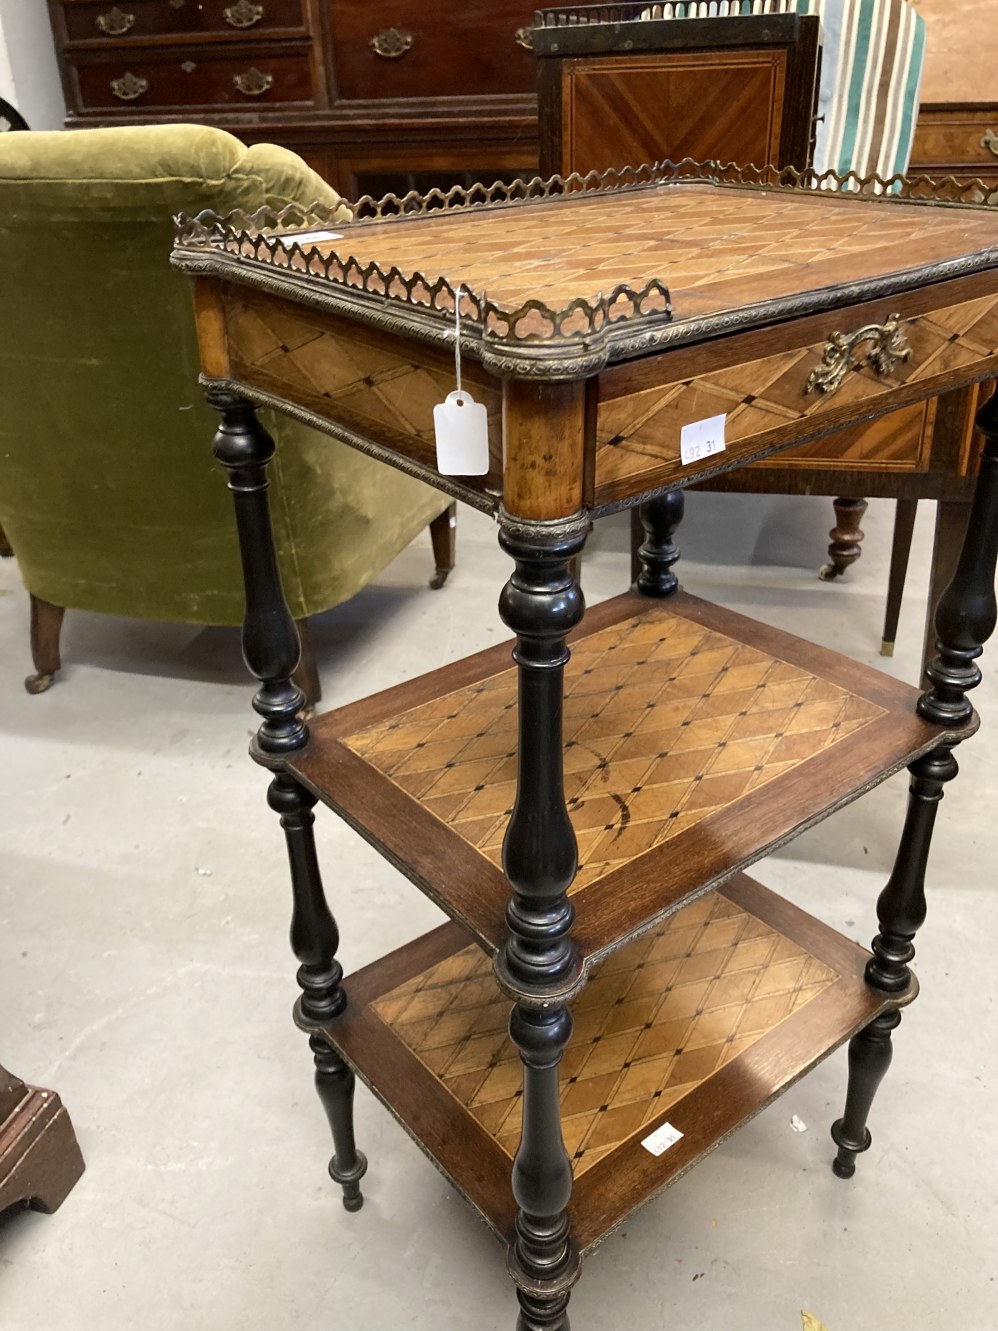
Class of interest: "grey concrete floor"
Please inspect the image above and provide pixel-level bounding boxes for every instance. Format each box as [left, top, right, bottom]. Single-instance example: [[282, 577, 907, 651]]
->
[[1, 493, 996, 1331]]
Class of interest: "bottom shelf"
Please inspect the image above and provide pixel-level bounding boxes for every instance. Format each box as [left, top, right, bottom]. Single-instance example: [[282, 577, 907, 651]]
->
[[315, 873, 897, 1255]]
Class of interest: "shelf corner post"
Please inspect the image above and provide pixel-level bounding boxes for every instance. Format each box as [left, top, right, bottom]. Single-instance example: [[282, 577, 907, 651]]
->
[[496, 505, 588, 1331], [207, 384, 365, 1212], [832, 377, 998, 1180]]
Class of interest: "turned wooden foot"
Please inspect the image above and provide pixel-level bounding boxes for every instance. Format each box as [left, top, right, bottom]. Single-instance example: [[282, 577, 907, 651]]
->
[[0, 1065, 85, 1215], [820, 496, 868, 581], [25, 594, 65, 694], [429, 502, 457, 589]]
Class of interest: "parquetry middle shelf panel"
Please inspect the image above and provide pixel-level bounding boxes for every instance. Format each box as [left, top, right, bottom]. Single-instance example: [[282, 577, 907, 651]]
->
[[289, 590, 959, 970]]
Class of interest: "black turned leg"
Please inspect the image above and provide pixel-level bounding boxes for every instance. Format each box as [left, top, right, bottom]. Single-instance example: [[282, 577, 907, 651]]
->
[[832, 382, 998, 1179], [208, 387, 364, 1211], [634, 490, 685, 596], [831, 1010, 900, 1178], [25, 593, 65, 695], [880, 497, 918, 657], [831, 746, 956, 1177], [429, 502, 457, 589], [497, 512, 587, 1331], [820, 496, 868, 581]]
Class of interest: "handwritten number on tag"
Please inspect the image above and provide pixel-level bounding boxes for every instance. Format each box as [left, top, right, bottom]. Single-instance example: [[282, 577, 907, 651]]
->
[[680, 413, 726, 466]]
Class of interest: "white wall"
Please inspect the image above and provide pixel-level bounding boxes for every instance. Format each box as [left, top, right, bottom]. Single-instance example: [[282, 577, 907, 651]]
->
[[0, 0, 65, 129]]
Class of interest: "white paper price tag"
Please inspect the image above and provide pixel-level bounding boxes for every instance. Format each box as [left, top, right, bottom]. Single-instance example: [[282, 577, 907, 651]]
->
[[284, 229, 343, 245], [433, 390, 490, 475], [641, 1121, 684, 1157], [680, 412, 726, 467]]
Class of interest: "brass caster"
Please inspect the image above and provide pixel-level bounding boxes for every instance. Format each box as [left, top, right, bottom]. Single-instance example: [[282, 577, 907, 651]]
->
[[24, 671, 56, 694], [819, 563, 845, 581], [880, 639, 895, 657]]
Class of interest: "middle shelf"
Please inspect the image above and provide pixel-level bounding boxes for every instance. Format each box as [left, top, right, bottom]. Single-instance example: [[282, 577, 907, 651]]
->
[[288, 588, 955, 971]]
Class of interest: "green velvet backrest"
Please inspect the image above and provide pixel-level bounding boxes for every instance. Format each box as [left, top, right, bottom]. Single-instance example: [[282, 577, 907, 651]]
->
[[0, 124, 446, 626]]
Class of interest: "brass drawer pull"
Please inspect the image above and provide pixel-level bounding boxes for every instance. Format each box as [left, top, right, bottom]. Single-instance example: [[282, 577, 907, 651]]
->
[[110, 71, 149, 100], [96, 7, 135, 36], [233, 67, 274, 96], [370, 28, 413, 58], [981, 129, 998, 159], [224, 0, 264, 28], [515, 26, 534, 50], [805, 313, 912, 397]]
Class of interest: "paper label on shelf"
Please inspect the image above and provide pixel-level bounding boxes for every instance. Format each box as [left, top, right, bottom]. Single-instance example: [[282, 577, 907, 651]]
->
[[434, 390, 490, 475], [680, 412, 726, 466], [641, 1121, 684, 1157], [285, 229, 344, 246]]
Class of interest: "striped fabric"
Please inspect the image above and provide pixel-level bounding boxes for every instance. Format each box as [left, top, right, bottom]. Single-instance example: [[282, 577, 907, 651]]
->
[[639, 0, 926, 189]]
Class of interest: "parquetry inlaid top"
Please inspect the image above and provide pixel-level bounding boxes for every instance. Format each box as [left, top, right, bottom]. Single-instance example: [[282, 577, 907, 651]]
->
[[172, 164, 998, 375]]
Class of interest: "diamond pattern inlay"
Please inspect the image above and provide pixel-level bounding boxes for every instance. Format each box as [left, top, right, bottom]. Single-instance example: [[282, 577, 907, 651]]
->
[[372, 893, 837, 1174], [344, 603, 884, 890]]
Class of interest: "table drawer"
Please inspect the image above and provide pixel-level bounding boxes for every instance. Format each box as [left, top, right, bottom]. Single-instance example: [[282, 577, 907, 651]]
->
[[327, 0, 537, 100], [594, 282, 998, 504], [62, 0, 306, 42], [72, 47, 313, 108], [911, 106, 998, 181]]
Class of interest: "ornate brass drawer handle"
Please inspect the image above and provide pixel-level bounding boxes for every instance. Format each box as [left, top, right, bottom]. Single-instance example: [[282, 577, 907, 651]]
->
[[805, 313, 912, 397], [981, 129, 998, 159], [110, 71, 149, 100], [515, 26, 534, 50], [97, 7, 135, 36], [370, 28, 413, 59], [233, 67, 274, 96], [224, 0, 264, 28]]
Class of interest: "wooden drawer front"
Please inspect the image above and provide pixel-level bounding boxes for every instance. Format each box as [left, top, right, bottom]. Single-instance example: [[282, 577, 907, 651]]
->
[[911, 108, 998, 180], [327, 0, 537, 100], [593, 288, 998, 505], [73, 48, 312, 108], [62, 1, 306, 42], [746, 401, 930, 471]]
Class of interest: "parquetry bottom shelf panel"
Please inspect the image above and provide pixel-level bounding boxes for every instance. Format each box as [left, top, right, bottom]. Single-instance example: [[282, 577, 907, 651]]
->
[[289, 589, 955, 970], [301, 873, 900, 1254]]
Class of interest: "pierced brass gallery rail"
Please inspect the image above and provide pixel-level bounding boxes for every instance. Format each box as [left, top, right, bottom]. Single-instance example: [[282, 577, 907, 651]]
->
[[805, 314, 912, 396]]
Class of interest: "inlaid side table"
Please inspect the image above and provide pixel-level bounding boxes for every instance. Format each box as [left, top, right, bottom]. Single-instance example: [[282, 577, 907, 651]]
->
[[172, 162, 998, 1329]]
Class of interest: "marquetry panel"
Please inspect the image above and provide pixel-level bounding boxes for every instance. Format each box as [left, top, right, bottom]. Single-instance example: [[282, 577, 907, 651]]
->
[[292, 590, 952, 964], [344, 599, 884, 892], [373, 891, 836, 1173], [327, 874, 896, 1251], [224, 289, 503, 485], [561, 51, 785, 178], [594, 292, 998, 498], [301, 184, 998, 323]]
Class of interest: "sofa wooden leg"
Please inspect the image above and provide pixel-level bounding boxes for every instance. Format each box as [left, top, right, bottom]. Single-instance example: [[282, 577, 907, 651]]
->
[[429, 503, 457, 589], [25, 594, 65, 695], [292, 616, 322, 707], [0, 523, 12, 558]]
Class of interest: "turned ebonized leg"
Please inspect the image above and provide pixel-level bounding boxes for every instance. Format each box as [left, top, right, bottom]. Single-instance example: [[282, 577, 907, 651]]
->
[[633, 490, 684, 596], [881, 498, 918, 657], [820, 496, 868, 581], [832, 382, 998, 1178], [831, 746, 956, 1177], [497, 512, 587, 1331], [429, 502, 457, 589], [208, 386, 364, 1211], [25, 593, 65, 695]]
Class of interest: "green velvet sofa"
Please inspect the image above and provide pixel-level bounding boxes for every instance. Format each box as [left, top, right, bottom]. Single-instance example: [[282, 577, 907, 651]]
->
[[0, 124, 453, 700]]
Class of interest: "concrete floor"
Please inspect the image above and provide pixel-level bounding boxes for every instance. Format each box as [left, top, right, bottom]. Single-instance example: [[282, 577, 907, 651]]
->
[[1, 493, 996, 1331]]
